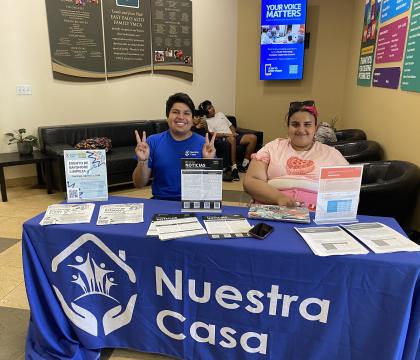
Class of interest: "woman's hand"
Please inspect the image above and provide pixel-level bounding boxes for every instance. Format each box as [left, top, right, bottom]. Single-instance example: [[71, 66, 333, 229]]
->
[[202, 132, 217, 158], [276, 197, 298, 208], [134, 130, 150, 162]]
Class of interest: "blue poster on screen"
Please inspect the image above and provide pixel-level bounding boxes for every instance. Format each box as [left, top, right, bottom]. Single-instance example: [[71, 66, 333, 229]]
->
[[260, 0, 307, 80]]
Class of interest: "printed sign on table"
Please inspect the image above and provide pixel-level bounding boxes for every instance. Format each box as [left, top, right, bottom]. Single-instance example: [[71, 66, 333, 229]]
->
[[181, 158, 223, 212], [401, 0, 420, 92], [357, 0, 382, 86], [380, 0, 412, 23], [314, 165, 363, 225], [64, 149, 108, 202]]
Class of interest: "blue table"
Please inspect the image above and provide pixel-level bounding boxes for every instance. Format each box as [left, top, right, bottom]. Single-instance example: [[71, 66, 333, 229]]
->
[[23, 196, 420, 360]]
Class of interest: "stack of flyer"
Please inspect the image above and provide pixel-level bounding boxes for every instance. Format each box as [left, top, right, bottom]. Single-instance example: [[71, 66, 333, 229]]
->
[[147, 213, 207, 241], [248, 204, 310, 223], [203, 215, 252, 239]]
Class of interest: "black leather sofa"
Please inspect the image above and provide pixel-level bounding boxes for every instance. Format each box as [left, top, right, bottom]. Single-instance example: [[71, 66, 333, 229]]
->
[[332, 140, 384, 163], [38, 117, 263, 191], [359, 160, 420, 228], [326, 129, 367, 145]]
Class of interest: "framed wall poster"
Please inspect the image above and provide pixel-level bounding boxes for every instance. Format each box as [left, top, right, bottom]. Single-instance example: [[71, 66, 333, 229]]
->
[[45, 0, 106, 80]]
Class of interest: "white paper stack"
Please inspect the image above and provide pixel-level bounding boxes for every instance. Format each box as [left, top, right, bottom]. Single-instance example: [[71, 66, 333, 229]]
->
[[40, 203, 95, 226], [342, 222, 420, 253], [295, 226, 369, 256]]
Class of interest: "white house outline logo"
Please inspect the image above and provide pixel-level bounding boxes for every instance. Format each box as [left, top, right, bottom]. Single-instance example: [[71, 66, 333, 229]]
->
[[51, 233, 137, 336]]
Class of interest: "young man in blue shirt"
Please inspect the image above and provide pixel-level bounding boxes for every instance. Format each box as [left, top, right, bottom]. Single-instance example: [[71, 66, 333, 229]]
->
[[132, 93, 216, 200]]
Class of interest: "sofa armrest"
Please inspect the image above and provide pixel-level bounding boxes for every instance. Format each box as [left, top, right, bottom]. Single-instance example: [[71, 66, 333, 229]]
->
[[236, 127, 264, 151]]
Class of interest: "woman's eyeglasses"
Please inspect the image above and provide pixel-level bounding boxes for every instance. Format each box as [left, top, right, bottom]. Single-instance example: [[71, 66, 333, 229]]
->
[[289, 100, 315, 109]]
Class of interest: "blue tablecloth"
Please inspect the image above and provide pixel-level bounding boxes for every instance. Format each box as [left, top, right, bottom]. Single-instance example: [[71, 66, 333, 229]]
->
[[22, 196, 420, 360]]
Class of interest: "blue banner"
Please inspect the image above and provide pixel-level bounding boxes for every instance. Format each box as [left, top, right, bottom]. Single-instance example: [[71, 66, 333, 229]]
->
[[260, 0, 307, 80], [23, 197, 420, 359], [380, 0, 412, 23]]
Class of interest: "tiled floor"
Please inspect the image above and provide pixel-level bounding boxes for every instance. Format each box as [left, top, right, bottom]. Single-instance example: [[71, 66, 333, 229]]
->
[[0, 175, 247, 360]]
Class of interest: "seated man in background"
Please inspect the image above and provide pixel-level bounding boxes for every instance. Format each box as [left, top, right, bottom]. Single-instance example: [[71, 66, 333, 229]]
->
[[192, 109, 233, 182], [199, 100, 257, 181], [132, 93, 216, 200]]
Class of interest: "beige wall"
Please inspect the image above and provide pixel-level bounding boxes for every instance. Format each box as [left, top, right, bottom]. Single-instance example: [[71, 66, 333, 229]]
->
[[0, 0, 237, 179], [342, 0, 420, 229], [235, 0, 355, 141]]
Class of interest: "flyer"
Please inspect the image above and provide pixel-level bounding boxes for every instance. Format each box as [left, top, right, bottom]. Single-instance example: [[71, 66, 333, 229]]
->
[[40, 203, 95, 226], [342, 222, 420, 253], [295, 226, 369, 256], [314, 165, 363, 224], [64, 150, 108, 202], [97, 203, 144, 225], [181, 158, 223, 212], [203, 215, 252, 239]]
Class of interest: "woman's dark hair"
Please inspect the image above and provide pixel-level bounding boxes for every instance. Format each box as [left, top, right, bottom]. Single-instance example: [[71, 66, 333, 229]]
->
[[165, 93, 195, 117], [286, 100, 318, 126], [198, 100, 212, 116]]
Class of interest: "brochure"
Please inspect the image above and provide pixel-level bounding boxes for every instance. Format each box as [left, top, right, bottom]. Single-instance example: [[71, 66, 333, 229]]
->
[[64, 149, 108, 202], [147, 213, 197, 236], [40, 203, 95, 226], [295, 226, 369, 256], [342, 222, 420, 253], [203, 215, 252, 239], [153, 214, 207, 241], [181, 158, 223, 212], [248, 204, 310, 223], [314, 165, 363, 224], [96, 203, 144, 225]]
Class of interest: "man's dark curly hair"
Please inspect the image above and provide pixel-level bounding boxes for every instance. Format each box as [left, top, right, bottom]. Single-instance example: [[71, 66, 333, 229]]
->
[[165, 93, 195, 117]]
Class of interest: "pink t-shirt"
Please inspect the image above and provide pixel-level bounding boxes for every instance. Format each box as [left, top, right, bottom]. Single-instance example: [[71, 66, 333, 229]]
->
[[251, 138, 349, 209]]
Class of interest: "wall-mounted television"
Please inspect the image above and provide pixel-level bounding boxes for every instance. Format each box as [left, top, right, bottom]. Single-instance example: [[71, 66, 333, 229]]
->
[[260, 0, 307, 80]]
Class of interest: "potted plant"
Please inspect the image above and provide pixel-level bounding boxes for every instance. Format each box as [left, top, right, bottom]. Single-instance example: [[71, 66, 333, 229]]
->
[[5, 128, 39, 155]]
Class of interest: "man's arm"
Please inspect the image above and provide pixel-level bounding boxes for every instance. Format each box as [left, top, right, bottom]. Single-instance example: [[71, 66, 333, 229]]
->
[[132, 160, 152, 188]]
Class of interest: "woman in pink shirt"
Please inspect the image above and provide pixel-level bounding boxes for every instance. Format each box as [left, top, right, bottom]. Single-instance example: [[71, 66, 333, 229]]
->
[[243, 101, 348, 210]]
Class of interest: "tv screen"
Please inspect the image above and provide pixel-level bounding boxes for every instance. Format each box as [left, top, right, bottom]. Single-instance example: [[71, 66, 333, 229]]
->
[[260, 0, 307, 80]]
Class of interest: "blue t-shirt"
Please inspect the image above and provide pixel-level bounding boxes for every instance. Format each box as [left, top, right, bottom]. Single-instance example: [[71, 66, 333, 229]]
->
[[147, 130, 205, 200]]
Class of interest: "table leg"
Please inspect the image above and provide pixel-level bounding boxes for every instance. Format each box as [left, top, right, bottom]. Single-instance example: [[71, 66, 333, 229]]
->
[[44, 160, 53, 195], [36, 162, 44, 185], [0, 166, 7, 202]]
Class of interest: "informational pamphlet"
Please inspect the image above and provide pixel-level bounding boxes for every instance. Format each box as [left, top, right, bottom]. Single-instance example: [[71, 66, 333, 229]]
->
[[314, 165, 363, 224], [147, 213, 196, 236], [153, 214, 207, 241], [203, 215, 252, 239], [181, 158, 223, 212], [96, 203, 144, 225], [295, 226, 369, 256], [64, 150, 108, 202], [248, 204, 310, 223], [40, 203, 95, 226], [342, 222, 420, 253]]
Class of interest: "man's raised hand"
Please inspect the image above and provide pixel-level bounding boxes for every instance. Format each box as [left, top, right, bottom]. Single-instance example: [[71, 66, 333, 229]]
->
[[202, 132, 217, 159], [134, 130, 150, 162]]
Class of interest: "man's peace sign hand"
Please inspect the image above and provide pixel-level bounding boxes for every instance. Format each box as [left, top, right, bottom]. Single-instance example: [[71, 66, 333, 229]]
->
[[134, 130, 150, 161], [202, 132, 217, 159]]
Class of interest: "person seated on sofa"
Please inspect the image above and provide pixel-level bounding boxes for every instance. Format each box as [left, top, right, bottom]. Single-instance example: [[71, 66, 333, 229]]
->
[[132, 93, 216, 200], [199, 100, 257, 181], [243, 100, 348, 209], [192, 109, 233, 182]]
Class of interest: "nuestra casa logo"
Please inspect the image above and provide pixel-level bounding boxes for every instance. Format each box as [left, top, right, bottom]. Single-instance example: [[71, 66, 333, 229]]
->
[[51, 234, 331, 356], [51, 233, 137, 336]]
